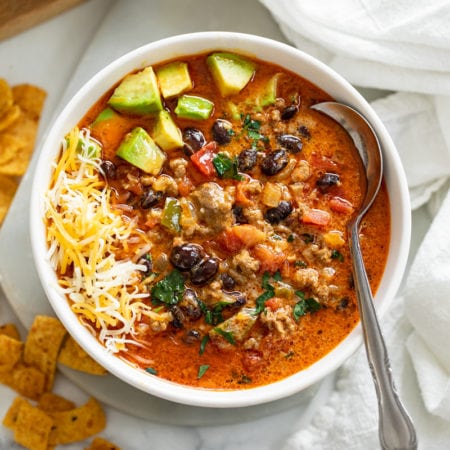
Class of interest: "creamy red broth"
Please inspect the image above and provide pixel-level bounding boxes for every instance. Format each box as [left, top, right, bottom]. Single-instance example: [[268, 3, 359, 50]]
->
[[59, 52, 390, 389]]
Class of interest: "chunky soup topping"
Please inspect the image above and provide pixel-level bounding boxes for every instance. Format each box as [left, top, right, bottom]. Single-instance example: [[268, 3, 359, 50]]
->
[[45, 51, 390, 389]]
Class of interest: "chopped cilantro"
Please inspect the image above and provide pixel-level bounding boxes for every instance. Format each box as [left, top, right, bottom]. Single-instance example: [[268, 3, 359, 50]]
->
[[331, 249, 344, 262], [293, 293, 322, 322], [255, 290, 275, 314], [238, 374, 252, 384], [213, 327, 236, 345], [213, 153, 243, 180], [145, 367, 158, 375], [287, 234, 295, 242], [255, 271, 283, 314], [273, 270, 282, 282], [151, 269, 185, 305], [294, 260, 307, 268], [198, 364, 210, 379], [199, 335, 209, 355], [302, 233, 314, 244]]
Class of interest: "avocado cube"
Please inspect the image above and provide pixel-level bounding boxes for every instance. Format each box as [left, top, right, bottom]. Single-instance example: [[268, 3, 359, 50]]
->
[[156, 61, 193, 99], [207, 52, 255, 97], [91, 107, 119, 127], [153, 110, 183, 151], [108, 67, 163, 115], [116, 127, 166, 175], [259, 73, 281, 108], [174, 95, 214, 120]]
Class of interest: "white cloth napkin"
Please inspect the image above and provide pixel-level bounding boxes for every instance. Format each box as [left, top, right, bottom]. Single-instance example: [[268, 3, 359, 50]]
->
[[258, 0, 450, 447]]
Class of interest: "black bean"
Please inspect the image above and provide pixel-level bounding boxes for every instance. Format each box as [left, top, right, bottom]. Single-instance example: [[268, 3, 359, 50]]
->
[[264, 201, 293, 224], [229, 292, 246, 308], [298, 125, 311, 139], [316, 173, 340, 193], [140, 188, 162, 209], [221, 273, 236, 291], [183, 329, 201, 344], [182, 128, 206, 156], [179, 289, 203, 320], [336, 297, 349, 312], [190, 257, 219, 285], [170, 305, 185, 329], [232, 205, 248, 225], [212, 119, 233, 145], [238, 149, 257, 172], [281, 105, 299, 121], [261, 149, 289, 176], [278, 134, 303, 154], [137, 254, 152, 275], [170, 243, 205, 271], [100, 160, 117, 180]]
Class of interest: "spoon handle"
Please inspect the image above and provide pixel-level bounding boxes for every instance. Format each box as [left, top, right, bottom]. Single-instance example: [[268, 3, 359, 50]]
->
[[349, 222, 417, 450]]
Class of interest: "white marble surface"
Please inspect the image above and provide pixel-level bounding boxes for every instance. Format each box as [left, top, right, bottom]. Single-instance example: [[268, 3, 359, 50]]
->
[[0, 0, 433, 449]]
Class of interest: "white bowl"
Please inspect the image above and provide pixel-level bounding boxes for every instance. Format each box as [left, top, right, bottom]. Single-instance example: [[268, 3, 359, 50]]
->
[[30, 31, 411, 408]]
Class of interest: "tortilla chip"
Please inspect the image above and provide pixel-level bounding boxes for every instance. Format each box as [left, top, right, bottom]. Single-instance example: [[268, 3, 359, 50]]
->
[[0, 104, 20, 131], [58, 335, 107, 375], [8, 363, 46, 400], [0, 174, 18, 224], [38, 392, 76, 413], [13, 400, 53, 450], [2, 396, 30, 429], [12, 84, 47, 121], [0, 112, 37, 176], [86, 437, 122, 450], [0, 322, 21, 340], [48, 397, 106, 446], [23, 315, 67, 392], [0, 79, 13, 117], [0, 334, 23, 372]]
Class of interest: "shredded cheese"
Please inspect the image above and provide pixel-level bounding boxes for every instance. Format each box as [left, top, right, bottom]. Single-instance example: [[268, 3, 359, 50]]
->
[[45, 127, 164, 353]]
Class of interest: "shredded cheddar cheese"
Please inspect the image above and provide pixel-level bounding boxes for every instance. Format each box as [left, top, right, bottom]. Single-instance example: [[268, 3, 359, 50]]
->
[[45, 127, 164, 353]]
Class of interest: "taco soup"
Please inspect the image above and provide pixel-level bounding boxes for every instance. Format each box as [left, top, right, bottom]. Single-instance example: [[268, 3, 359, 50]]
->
[[45, 51, 390, 389]]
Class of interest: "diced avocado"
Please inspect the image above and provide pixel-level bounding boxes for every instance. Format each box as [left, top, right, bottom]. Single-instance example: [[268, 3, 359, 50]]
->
[[153, 110, 183, 151], [174, 95, 214, 120], [108, 67, 163, 115], [209, 307, 257, 343], [67, 135, 101, 159], [226, 101, 241, 121], [207, 52, 255, 97], [259, 73, 281, 108], [91, 107, 119, 126], [116, 127, 166, 175], [156, 61, 193, 99]]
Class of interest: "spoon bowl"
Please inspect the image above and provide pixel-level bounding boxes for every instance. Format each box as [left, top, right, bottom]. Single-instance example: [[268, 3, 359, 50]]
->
[[311, 101, 417, 450]]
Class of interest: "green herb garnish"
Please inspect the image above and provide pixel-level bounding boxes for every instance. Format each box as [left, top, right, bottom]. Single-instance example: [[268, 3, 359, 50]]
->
[[213, 327, 236, 345], [213, 153, 243, 180], [145, 367, 158, 375], [293, 292, 322, 322], [151, 269, 185, 305], [199, 335, 209, 355], [294, 260, 307, 268], [198, 364, 210, 379], [331, 249, 344, 262], [287, 234, 295, 243], [301, 233, 314, 244]]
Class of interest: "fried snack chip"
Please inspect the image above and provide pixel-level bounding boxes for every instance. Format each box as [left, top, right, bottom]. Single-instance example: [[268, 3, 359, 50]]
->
[[0, 334, 23, 372], [10, 363, 46, 400], [48, 397, 106, 446], [38, 392, 76, 413], [12, 84, 47, 121], [86, 437, 122, 450], [0, 174, 18, 224], [23, 315, 67, 392], [0, 111, 38, 176], [0, 322, 21, 340], [58, 335, 107, 376], [0, 79, 13, 117], [2, 396, 29, 429], [13, 400, 53, 450], [0, 104, 21, 132]]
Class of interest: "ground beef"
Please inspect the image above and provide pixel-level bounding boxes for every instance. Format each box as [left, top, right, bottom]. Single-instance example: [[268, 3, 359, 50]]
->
[[260, 305, 296, 337]]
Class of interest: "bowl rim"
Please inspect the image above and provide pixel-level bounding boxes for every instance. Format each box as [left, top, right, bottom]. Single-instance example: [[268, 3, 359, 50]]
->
[[30, 31, 411, 408]]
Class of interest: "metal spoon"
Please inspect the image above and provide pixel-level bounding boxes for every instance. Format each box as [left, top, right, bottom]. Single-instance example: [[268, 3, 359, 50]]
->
[[311, 101, 417, 450]]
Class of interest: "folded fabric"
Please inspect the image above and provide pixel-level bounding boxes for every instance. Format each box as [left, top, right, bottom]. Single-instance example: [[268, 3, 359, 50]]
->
[[259, 0, 450, 94]]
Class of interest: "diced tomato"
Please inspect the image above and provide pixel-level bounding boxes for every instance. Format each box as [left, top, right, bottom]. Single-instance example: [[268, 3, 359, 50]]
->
[[216, 229, 245, 254], [252, 245, 286, 273], [329, 196, 354, 214], [190, 141, 217, 177], [235, 181, 253, 206], [301, 208, 331, 227], [232, 224, 266, 248], [310, 152, 338, 171], [265, 297, 282, 311], [177, 177, 193, 197]]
